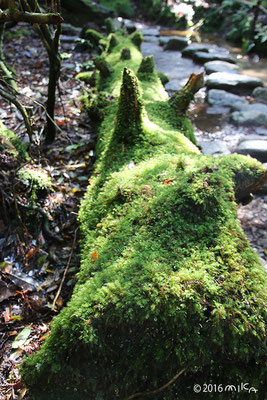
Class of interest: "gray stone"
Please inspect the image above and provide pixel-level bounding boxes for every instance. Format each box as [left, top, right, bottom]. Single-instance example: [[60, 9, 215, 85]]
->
[[198, 140, 230, 156], [165, 80, 182, 92], [239, 135, 267, 142], [207, 89, 248, 108], [143, 36, 159, 43], [140, 28, 160, 37], [236, 140, 267, 162], [182, 44, 210, 57], [193, 51, 236, 64], [231, 102, 267, 114], [256, 128, 267, 136], [159, 36, 178, 46], [61, 23, 81, 36], [206, 72, 264, 95], [231, 110, 267, 126], [206, 106, 230, 114], [252, 87, 267, 105], [204, 60, 240, 75], [163, 37, 189, 51]]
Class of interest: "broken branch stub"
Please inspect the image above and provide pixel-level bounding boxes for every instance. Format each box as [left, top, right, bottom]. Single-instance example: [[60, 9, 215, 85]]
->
[[113, 67, 145, 144], [169, 72, 204, 116]]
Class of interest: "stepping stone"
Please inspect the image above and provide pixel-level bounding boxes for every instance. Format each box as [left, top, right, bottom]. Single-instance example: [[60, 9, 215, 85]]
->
[[165, 80, 182, 92], [207, 89, 248, 108], [140, 28, 160, 37], [206, 72, 264, 95], [198, 140, 230, 156], [236, 140, 267, 162], [204, 60, 240, 74], [143, 36, 159, 43], [231, 110, 267, 126], [193, 51, 236, 64], [231, 102, 267, 114], [182, 44, 210, 57], [256, 128, 267, 136], [252, 87, 267, 105], [162, 37, 189, 51]]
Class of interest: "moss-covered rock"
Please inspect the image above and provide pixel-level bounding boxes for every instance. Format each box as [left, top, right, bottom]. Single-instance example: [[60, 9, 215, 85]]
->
[[21, 31, 267, 400]]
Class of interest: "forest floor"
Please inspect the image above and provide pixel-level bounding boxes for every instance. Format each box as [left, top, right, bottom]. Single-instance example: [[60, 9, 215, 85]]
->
[[0, 24, 266, 400]]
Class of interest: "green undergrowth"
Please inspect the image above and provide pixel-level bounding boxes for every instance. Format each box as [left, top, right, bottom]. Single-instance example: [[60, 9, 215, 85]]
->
[[21, 31, 267, 400], [18, 165, 52, 203]]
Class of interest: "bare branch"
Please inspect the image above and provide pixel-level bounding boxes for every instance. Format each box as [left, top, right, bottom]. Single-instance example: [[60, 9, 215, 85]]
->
[[127, 368, 186, 399], [0, 86, 33, 142], [0, 9, 63, 24]]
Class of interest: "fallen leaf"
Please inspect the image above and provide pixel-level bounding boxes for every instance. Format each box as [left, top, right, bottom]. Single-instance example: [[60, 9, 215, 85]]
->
[[162, 178, 174, 184], [91, 251, 98, 264], [12, 326, 32, 349]]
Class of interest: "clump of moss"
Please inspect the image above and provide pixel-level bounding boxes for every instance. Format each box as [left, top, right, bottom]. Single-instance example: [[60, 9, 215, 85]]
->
[[18, 166, 52, 202], [130, 30, 144, 50], [84, 29, 105, 47], [137, 55, 155, 74], [0, 122, 29, 159], [120, 46, 131, 60], [21, 30, 267, 400], [81, 89, 110, 121], [106, 33, 120, 53], [75, 71, 94, 83], [157, 70, 170, 85], [112, 67, 147, 145], [93, 55, 113, 77], [105, 17, 115, 35]]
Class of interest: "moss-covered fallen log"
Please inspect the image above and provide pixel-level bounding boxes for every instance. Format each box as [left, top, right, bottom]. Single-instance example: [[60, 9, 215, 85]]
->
[[21, 31, 267, 400]]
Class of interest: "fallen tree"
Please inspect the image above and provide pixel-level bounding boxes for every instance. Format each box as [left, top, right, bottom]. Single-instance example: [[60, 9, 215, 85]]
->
[[21, 30, 267, 400]]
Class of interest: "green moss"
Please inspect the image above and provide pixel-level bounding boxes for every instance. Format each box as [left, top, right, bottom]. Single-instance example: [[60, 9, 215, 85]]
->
[[130, 30, 144, 50], [120, 46, 131, 60], [157, 70, 170, 85], [75, 71, 94, 83], [18, 166, 52, 202], [21, 30, 267, 400], [106, 33, 120, 53], [84, 29, 105, 46], [0, 122, 29, 159], [105, 17, 115, 35]]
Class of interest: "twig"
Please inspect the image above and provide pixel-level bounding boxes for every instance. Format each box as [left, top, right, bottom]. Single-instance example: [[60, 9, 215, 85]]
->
[[126, 368, 186, 399], [52, 228, 78, 311]]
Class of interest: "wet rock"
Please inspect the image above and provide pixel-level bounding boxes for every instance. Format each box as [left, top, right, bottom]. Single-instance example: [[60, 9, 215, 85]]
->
[[182, 44, 210, 57], [61, 23, 81, 36], [162, 37, 189, 51], [61, 35, 79, 43], [143, 36, 159, 43], [206, 106, 230, 114], [230, 110, 267, 126], [255, 128, 267, 136], [159, 36, 180, 46], [204, 60, 240, 75], [231, 102, 267, 114], [165, 80, 182, 92], [207, 89, 248, 108], [62, 0, 114, 27], [252, 87, 267, 105], [206, 72, 264, 95], [140, 28, 160, 37], [236, 140, 267, 162], [198, 140, 230, 156], [193, 51, 236, 64]]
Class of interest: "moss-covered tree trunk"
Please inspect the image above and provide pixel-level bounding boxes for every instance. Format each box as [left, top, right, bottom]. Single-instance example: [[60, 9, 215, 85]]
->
[[21, 30, 267, 400]]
